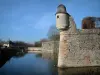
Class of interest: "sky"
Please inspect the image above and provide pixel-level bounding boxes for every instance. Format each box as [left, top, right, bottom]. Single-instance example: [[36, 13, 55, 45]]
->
[[0, 0, 100, 43]]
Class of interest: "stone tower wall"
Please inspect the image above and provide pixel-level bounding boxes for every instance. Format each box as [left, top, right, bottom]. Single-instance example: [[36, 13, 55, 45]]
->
[[57, 15, 100, 68], [58, 29, 100, 67], [42, 29, 100, 67]]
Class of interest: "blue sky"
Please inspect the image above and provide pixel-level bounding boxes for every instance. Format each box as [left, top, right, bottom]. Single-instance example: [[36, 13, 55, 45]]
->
[[0, 0, 100, 43]]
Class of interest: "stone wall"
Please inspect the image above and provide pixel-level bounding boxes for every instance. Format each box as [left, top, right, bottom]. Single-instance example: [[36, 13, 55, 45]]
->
[[58, 29, 100, 67], [42, 29, 100, 67], [42, 41, 59, 60], [28, 47, 42, 51]]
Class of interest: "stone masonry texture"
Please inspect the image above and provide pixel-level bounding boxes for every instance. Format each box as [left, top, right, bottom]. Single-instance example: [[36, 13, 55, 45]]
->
[[58, 29, 100, 67], [42, 16, 100, 68], [42, 41, 59, 60]]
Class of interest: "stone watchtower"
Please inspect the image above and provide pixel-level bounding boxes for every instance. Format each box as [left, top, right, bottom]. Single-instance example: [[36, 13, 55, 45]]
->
[[56, 4, 76, 68], [56, 4, 69, 30], [56, 4, 100, 68], [56, 4, 70, 68]]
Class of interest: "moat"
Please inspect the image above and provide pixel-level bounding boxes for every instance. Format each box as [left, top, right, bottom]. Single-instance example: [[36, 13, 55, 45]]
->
[[0, 51, 100, 75]]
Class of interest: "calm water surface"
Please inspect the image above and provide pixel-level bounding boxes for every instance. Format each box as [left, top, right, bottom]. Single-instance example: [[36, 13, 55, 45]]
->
[[0, 53, 100, 75]]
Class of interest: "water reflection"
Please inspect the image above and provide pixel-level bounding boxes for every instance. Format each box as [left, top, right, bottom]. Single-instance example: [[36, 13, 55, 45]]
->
[[0, 50, 100, 75], [0, 55, 11, 68], [42, 52, 100, 75], [58, 67, 100, 75], [0, 48, 27, 68], [42, 52, 58, 67], [0, 53, 56, 75], [35, 53, 42, 58]]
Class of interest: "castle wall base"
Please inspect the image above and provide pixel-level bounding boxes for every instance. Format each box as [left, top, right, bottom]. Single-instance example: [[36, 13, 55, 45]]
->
[[58, 29, 100, 68]]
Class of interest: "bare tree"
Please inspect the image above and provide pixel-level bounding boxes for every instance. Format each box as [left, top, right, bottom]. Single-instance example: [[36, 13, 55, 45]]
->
[[33, 38, 48, 47], [47, 25, 60, 41], [82, 16, 100, 29], [82, 17, 95, 29]]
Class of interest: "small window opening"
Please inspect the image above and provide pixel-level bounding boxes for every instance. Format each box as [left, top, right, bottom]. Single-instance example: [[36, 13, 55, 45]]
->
[[57, 15, 59, 19]]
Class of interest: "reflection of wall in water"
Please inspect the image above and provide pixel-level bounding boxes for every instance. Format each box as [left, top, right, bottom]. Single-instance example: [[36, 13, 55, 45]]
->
[[58, 67, 100, 75], [42, 41, 59, 60]]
